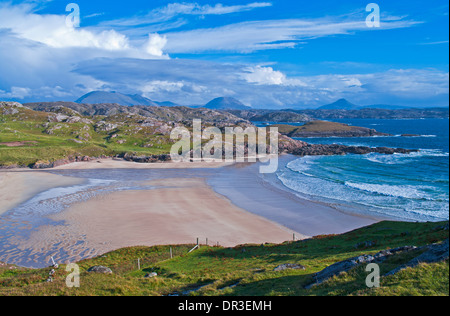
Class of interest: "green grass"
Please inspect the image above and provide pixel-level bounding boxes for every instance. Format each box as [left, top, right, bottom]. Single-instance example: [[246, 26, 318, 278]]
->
[[0, 221, 447, 296], [0, 107, 174, 167]]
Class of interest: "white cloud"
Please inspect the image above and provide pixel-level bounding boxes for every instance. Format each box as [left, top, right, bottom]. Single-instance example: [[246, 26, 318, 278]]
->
[[105, 2, 272, 27], [158, 2, 273, 16], [141, 80, 184, 94], [164, 17, 420, 53], [0, 2, 445, 108], [243, 66, 307, 86], [357, 69, 449, 97], [72, 58, 449, 108], [144, 34, 168, 57], [0, 2, 167, 57], [0, 87, 32, 99], [419, 40, 449, 45]]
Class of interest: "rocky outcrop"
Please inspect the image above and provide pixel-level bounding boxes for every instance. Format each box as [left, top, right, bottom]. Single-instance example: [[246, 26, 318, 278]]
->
[[289, 144, 417, 157], [122, 153, 172, 163], [0, 101, 26, 115], [24, 102, 251, 126], [30, 155, 110, 169], [278, 134, 308, 153], [305, 238, 449, 289], [385, 239, 449, 276], [305, 246, 418, 289]]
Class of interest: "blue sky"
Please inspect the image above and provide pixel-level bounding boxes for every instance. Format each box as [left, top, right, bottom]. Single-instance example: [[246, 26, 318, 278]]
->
[[0, 0, 448, 108]]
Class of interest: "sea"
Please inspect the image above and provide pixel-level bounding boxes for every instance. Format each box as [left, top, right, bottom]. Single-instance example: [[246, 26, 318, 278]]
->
[[260, 118, 449, 222], [1, 118, 448, 267]]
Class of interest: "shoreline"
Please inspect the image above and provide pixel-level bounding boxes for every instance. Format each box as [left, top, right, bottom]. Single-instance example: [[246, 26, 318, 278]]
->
[[0, 157, 235, 171], [1, 176, 303, 267], [207, 156, 380, 237], [1, 157, 383, 267], [0, 170, 85, 216]]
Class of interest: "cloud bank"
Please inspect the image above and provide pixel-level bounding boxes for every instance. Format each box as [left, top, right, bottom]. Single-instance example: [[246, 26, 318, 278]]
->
[[0, 1, 448, 108]]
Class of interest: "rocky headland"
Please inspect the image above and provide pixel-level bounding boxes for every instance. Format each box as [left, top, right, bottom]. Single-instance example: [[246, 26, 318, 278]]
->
[[273, 120, 391, 138], [0, 101, 419, 169]]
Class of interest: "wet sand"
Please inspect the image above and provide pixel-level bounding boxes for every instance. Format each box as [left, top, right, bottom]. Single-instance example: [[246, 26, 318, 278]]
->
[[0, 157, 381, 267], [0, 170, 84, 216], [21, 178, 301, 264], [208, 159, 379, 237]]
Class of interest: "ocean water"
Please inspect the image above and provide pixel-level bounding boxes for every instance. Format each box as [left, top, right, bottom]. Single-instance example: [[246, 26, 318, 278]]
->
[[275, 118, 449, 222]]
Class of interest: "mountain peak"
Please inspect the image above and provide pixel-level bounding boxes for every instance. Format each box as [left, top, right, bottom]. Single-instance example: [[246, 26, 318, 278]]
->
[[75, 91, 156, 106], [204, 97, 252, 110], [318, 99, 359, 110]]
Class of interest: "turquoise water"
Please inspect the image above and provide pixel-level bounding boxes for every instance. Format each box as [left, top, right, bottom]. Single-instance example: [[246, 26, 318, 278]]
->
[[276, 119, 449, 222]]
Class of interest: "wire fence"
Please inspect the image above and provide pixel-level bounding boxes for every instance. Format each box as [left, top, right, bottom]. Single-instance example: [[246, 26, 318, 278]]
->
[[106, 239, 223, 275]]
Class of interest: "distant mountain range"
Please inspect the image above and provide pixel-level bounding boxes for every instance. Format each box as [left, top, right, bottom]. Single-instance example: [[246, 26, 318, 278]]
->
[[319, 98, 415, 110], [74, 91, 447, 112], [75, 91, 251, 110]]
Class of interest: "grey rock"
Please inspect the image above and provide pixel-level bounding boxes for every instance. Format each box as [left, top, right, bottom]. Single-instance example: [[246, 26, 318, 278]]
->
[[305, 245, 417, 289], [87, 265, 113, 274], [385, 239, 449, 276], [144, 272, 158, 278], [273, 263, 306, 272]]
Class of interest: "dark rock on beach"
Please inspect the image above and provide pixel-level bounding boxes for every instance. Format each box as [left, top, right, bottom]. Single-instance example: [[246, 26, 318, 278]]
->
[[122, 153, 172, 163], [29, 155, 111, 169]]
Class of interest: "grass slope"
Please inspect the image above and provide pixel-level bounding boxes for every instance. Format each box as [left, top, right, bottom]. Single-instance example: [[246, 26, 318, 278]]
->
[[0, 221, 448, 296], [0, 105, 174, 167]]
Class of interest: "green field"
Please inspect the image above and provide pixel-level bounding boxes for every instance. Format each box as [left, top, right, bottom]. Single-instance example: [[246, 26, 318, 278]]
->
[[1, 221, 448, 296]]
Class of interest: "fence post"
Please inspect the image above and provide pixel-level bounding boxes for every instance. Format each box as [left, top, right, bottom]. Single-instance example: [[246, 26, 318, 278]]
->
[[206, 238, 208, 246], [138, 258, 140, 270], [170, 247, 173, 259]]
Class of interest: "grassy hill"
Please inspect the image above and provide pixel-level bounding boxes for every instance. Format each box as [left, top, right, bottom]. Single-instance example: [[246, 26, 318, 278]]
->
[[1, 221, 447, 296], [0, 101, 252, 168]]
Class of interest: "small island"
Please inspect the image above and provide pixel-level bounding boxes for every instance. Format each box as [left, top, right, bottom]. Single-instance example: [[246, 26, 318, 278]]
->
[[272, 120, 391, 138]]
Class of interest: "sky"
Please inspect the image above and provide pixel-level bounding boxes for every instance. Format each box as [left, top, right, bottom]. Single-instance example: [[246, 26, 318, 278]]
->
[[0, 0, 448, 108]]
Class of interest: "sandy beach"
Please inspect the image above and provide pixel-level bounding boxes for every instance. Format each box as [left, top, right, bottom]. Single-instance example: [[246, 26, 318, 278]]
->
[[51, 158, 234, 170], [0, 158, 380, 267], [0, 170, 84, 216], [20, 178, 300, 265]]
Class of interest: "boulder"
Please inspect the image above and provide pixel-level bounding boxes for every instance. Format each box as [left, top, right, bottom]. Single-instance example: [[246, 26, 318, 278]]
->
[[144, 272, 158, 278], [273, 263, 306, 272], [87, 266, 113, 274]]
